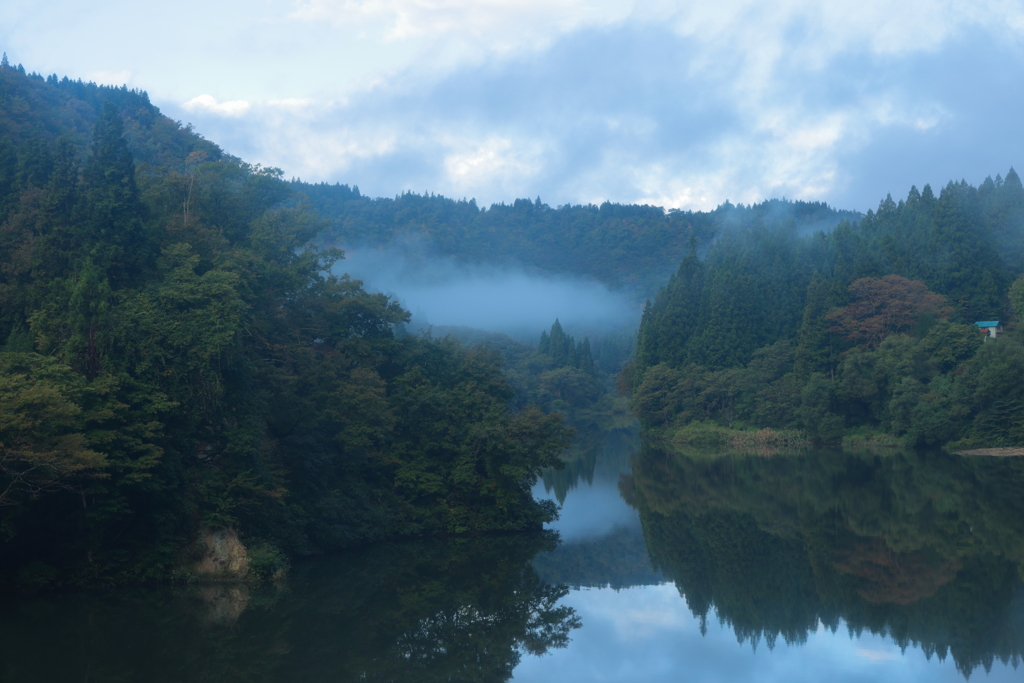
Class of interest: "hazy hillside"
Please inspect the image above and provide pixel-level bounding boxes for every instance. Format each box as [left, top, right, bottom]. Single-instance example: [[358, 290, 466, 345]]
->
[[294, 179, 861, 296]]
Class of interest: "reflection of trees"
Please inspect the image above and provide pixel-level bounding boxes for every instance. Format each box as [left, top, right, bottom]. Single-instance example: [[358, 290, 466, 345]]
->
[[541, 425, 637, 504], [628, 444, 1024, 676], [0, 534, 579, 683], [533, 526, 662, 590]]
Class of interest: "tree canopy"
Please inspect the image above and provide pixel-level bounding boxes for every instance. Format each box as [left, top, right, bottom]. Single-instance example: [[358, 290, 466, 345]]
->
[[631, 173, 1024, 448]]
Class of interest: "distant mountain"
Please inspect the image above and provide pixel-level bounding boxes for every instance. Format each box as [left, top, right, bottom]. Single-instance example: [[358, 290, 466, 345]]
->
[[293, 179, 861, 297]]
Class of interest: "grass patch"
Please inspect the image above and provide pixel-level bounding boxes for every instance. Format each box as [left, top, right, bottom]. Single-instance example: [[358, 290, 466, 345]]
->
[[841, 430, 905, 451], [667, 421, 808, 457]]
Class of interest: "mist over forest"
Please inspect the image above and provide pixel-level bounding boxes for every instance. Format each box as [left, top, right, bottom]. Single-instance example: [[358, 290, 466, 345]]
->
[[336, 245, 640, 343]]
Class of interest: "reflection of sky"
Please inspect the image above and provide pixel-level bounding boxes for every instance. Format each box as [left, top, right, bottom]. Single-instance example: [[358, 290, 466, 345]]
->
[[512, 585, 1022, 682], [534, 475, 639, 543]]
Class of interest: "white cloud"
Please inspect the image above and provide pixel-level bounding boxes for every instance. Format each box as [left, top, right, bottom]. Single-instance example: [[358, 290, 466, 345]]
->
[[266, 97, 316, 109], [649, 0, 1024, 55], [289, 0, 633, 51], [181, 94, 252, 117], [443, 136, 543, 191]]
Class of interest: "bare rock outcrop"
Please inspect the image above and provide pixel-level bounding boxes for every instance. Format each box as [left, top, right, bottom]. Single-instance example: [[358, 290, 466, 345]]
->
[[195, 527, 249, 580]]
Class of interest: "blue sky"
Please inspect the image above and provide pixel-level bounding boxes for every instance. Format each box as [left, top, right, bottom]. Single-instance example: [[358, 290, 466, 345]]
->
[[3, 1, 1024, 211]]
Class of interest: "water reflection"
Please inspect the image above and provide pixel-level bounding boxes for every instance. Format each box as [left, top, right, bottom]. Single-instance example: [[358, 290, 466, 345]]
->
[[5, 434, 1024, 681], [532, 526, 662, 590], [535, 424, 642, 543], [626, 444, 1024, 677], [532, 421, 661, 589], [0, 534, 579, 683]]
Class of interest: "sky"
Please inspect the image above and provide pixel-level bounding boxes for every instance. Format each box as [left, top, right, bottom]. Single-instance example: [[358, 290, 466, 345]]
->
[[3, 1, 1024, 212]]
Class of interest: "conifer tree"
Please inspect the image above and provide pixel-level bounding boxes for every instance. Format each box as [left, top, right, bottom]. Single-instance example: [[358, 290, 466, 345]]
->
[[794, 272, 841, 377], [80, 102, 145, 285], [635, 237, 704, 377], [66, 257, 113, 379], [46, 136, 78, 222], [0, 138, 16, 216], [577, 337, 595, 375], [929, 180, 1005, 320], [549, 319, 569, 367], [18, 135, 52, 188]]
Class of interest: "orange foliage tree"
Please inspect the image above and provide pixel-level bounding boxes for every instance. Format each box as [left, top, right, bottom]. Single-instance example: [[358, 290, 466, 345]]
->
[[826, 275, 952, 348]]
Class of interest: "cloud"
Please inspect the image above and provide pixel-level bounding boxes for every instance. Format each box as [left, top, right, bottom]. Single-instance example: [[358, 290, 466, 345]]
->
[[12, 1, 1024, 213], [170, 19, 1024, 212], [266, 98, 316, 109], [181, 94, 251, 117], [289, 0, 633, 49], [442, 136, 543, 193], [130, 2, 1024, 214]]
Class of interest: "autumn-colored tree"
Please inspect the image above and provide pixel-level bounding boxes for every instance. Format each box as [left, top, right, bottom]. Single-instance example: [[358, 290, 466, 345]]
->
[[826, 275, 952, 348]]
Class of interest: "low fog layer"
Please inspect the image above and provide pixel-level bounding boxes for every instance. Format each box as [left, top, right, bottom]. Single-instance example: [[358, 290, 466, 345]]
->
[[335, 246, 640, 341]]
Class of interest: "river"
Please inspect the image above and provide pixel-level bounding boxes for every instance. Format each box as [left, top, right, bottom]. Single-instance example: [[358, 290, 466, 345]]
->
[[2, 428, 1023, 682]]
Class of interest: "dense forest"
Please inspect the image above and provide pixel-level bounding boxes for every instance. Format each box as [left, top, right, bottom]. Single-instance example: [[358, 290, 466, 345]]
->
[[625, 444, 1024, 676], [296, 180, 859, 296], [631, 175, 1024, 449], [0, 60, 572, 588]]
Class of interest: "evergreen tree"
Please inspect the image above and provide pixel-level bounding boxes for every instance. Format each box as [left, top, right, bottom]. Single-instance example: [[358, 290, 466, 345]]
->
[[928, 181, 1005, 320], [46, 135, 78, 222], [577, 337, 595, 375], [0, 137, 16, 216], [18, 135, 52, 187], [635, 237, 704, 376], [693, 253, 762, 369], [66, 257, 113, 379], [548, 319, 569, 367], [794, 272, 838, 377], [80, 101, 146, 285]]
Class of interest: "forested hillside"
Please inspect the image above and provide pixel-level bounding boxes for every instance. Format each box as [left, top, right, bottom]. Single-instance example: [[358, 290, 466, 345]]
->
[[631, 176, 1024, 448], [296, 180, 859, 295], [0, 60, 570, 588]]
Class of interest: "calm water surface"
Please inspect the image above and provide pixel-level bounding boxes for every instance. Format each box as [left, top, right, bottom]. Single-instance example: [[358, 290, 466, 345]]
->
[[3, 428, 1023, 682]]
